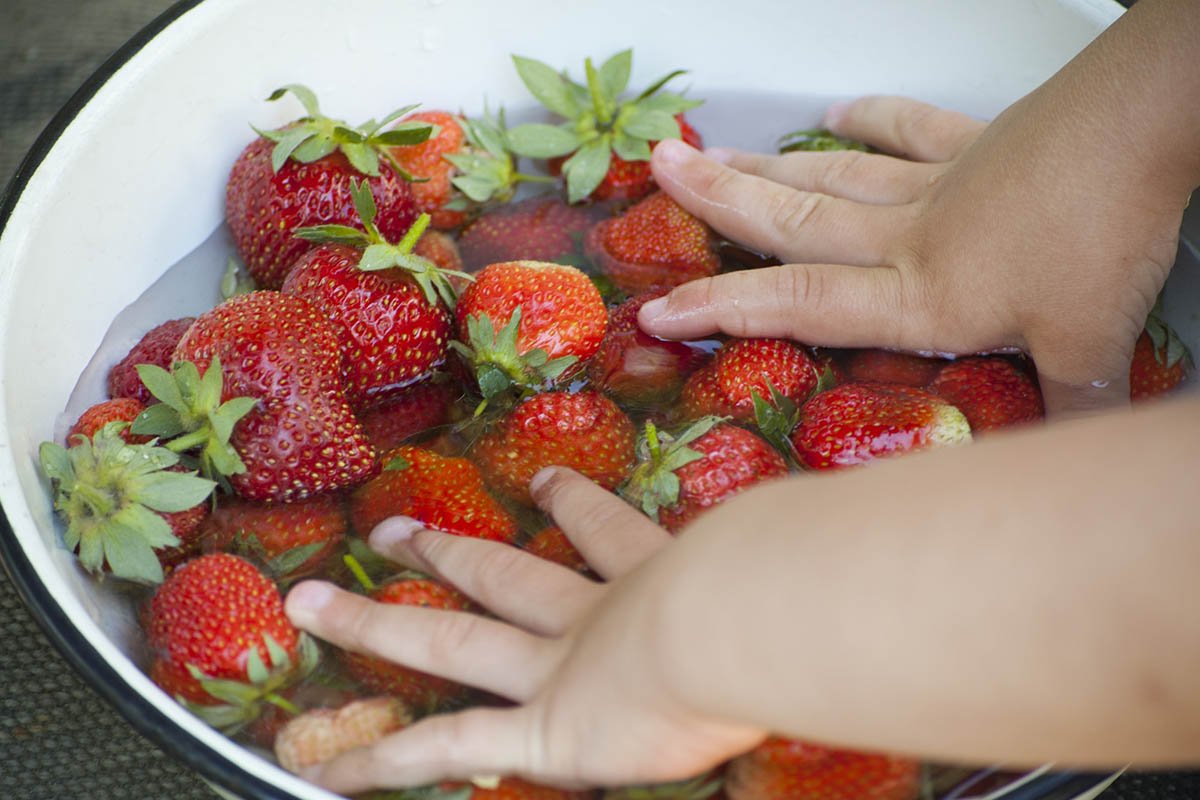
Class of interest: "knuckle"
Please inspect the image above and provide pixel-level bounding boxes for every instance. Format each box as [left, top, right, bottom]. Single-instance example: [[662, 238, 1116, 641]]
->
[[699, 162, 742, 200], [895, 102, 939, 146], [426, 612, 479, 667], [818, 151, 863, 192], [770, 191, 825, 239], [468, 544, 528, 600]]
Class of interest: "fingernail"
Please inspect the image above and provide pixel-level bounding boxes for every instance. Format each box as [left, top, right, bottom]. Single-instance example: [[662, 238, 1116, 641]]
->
[[287, 581, 335, 615], [823, 100, 852, 129], [638, 296, 668, 321], [703, 146, 736, 164], [529, 467, 558, 498], [370, 516, 423, 551], [653, 137, 695, 165]]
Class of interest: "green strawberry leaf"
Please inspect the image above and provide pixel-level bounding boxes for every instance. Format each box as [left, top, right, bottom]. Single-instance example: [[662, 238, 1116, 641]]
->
[[635, 69, 689, 102], [220, 257, 256, 300], [136, 364, 186, 412], [511, 55, 579, 118], [622, 108, 681, 142], [506, 123, 582, 159], [563, 135, 613, 203], [778, 128, 870, 153], [752, 386, 803, 468], [636, 92, 703, 116], [101, 520, 166, 584], [598, 49, 633, 102], [267, 84, 321, 117], [269, 127, 318, 172], [374, 121, 436, 146], [130, 470, 215, 513], [292, 224, 371, 246], [342, 142, 381, 177], [289, 135, 337, 165], [613, 131, 652, 162]]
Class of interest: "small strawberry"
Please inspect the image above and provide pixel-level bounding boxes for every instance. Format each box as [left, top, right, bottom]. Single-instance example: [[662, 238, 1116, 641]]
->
[[725, 737, 919, 800], [470, 390, 636, 505], [426, 778, 592, 799], [791, 383, 971, 470], [274, 696, 410, 774], [145, 553, 319, 731], [226, 85, 433, 288], [843, 349, 945, 388], [349, 446, 518, 543], [585, 192, 720, 295], [107, 317, 196, 403], [588, 292, 709, 407], [929, 357, 1044, 433], [389, 110, 470, 230], [357, 379, 457, 452], [680, 339, 819, 424], [67, 397, 152, 445], [507, 50, 703, 202], [523, 526, 588, 573], [457, 194, 608, 273], [622, 419, 788, 533], [1130, 309, 1192, 401], [415, 229, 466, 275], [201, 493, 347, 579]]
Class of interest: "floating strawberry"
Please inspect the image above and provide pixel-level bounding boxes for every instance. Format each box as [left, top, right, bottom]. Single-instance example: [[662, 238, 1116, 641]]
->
[[523, 526, 588, 573], [929, 357, 1043, 432], [457, 194, 606, 273], [680, 339, 819, 424], [585, 191, 720, 295], [622, 419, 788, 533], [201, 493, 347, 579], [1130, 308, 1192, 401], [725, 737, 919, 800], [107, 317, 196, 404], [843, 349, 945, 388], [349, 446, 518, 543], [357, 379, 457, 452], [791, 383, 971, 470], [275, 696, 410, 774], [67, 397, 152, 444], [470, 390, 636, 505], [507, 50, 702, 202], [145, 553, 318, 731], [226, 85, 433, 288]]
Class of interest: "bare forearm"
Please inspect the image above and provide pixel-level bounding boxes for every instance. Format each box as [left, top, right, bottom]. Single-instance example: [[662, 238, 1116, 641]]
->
[[643, 400, 1200, 767]]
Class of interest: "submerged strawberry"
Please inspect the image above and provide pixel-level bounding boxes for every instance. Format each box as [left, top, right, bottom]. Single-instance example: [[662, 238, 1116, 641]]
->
[[680, 339, 819, 424], [843, 349, 945, 388], [107, 317, 196, 404], [201, 494, 347, 579], [457, 194, 606, 273], [523, 526, 589, 573], [357, 379, 457, 452], [274, 696, 410, 774], [929, 357, 1043, 433], [725, 737, 919, 800], [1130, 309, 1192, 401]]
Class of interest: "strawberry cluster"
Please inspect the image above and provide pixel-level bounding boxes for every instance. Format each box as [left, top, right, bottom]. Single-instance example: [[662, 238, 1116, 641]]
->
[[36, 51, 1191, 800]]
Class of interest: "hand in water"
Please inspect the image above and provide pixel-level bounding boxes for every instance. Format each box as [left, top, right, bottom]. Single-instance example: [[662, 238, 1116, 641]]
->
[[640, 94, 1192, 415]]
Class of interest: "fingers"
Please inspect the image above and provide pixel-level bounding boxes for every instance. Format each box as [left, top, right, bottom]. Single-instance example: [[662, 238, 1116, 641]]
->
[[369, 519, 602, 636], [286, 581, 552, 701], [530, 468, 671, 580], [706, 147, 939, 205], [824, 95, 985, 162], [637, 263, 913, 346], [651, 139, 903, 266]]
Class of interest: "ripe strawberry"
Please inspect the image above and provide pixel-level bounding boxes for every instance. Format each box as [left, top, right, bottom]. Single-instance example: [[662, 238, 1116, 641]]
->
[[523, 526, 588, 573], [389, 110, 470, 229], [348, 446, 518, 543], [340, 577, 474, 711], [589, 292, 709, 407], [725, 737, 919, 800], [357, 379, 457, 452], [507, 50, 703, 202], [225, 85, 433, 288], [843, 349, 945, 388], [145, 553, 318, 730], [791, 383, 972, 470], [172, 291, 378, 503], [274, 696, 410, 774], [457, 194, 607, 273], [623, 419, 788, 533], [680, 339, 819, 424], [1130, 311, 1192, 401], [929, 357, 1044, 433], [67, 397, 152, 445], [200, 493, 346, 579], [415, 229, 466, 274], [430, 778, 591, 799], [470, 390, 636, 505], [585, 191, 720, 295], [107, 317, 195, 403]]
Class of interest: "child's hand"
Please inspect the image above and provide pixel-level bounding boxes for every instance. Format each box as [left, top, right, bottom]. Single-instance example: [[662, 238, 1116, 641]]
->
[[284, 469, 761, 795], [640, 94, 1193, 416]]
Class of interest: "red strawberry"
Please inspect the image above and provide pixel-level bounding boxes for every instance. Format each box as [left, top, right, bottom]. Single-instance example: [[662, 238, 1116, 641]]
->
[[225, 86, 433, 288], [623, 419, 788, 534], [389, 110, 469, 229], [791, 383, 971, 470], [471, 390, 636, 505], [680, 339, 819, 424], [172, 291, 378, 503], [929, 357, 1044, 433], [725, 737, 920, 800], [1130, 312, 1192, 401], [415, 229, 466, 274], [585, 191, 720, 295], [200, 494, 346, 579], [436, 778, 591, 799], [523, 526, 589, 573], [67, 397, 151, 445], [457, 194, 607, 273], [107, 317, 195, 403], [843, 349, 945, 388], [145, 553, 318, 730], [348, 446, 518, 543], [357, 379, 457, 452], [274, 696, 410, 774], [340, 577, 474, 711], [589, 293, 708, 408]]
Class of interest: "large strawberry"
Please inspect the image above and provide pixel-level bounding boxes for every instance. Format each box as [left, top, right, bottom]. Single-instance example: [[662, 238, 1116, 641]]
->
[[929, 357, 1043, 433], [145, 553, 318, 732], [585, 191, 721, 295], [457, 194, 607, 273], [282, 181, 465, 404], [622, 419, 788, 533], [724, 737, 919, 800], [680, 339, 819, 424], [1130, 308, 1192, 401], [275, 696, 410, 774], [507, 50, 702, 202], [791, 383, 971, 470], [226, 85, 433, 288], [843, 349, 945, 388], [348, 446, 518, 543], [200, 493, 347, 580], [107, 317, 196, 404], [357, 378, 457, 452], [470, 390, 636, 505]]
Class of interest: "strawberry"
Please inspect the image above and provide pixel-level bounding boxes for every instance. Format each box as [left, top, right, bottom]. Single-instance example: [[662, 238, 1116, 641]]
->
[[588, 292, 709, 407], [603, 772, 725, 800], [225, 85, 433, 288], [457, 194, 607, 273], [470, 390, 636, 505], [145, 553, 318, 731], [585, 191, 720, 295], [389, 110, 470, 230], [680, 339, 819, 424], [274, 696, 410, 774], [416, 229, 466, 274], [1130, 309, 1192, 401], [791, 383, 972, 470], [843, 349, 945, 388], [38, 423, 215, 583], [340, 576, 474, 711], [507, 50, 703, 202], [725, 737, 919, 800], [282, 182, 465, 403], [357, 379, 457, 452], [929, 357, 1044, 433], [200, 494, 346, 579], [169, 291, 378, 502], [425, 778, 592, 799], [349, 446, 518, 543], [107, 317, 195, 403], [67, 397, 152, 445], [523, 526, 588, 573], [623, 419, 788, 533]]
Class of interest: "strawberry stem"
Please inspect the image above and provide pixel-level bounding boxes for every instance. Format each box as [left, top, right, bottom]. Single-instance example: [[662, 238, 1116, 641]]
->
[[584, 57, 612, 126], [164, 429, 211, 453], [343, 554, 377, 593], [396, 213, 432, 254], [645, 421, 662, 463], [73, 482, 115, 517], [264, 692, 302, 716]]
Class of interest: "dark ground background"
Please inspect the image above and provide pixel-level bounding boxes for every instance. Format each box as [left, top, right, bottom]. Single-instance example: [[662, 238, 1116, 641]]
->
[[1, 0, 1198, 798]]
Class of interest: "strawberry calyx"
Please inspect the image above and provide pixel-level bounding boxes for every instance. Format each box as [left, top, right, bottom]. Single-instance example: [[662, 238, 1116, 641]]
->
[[1145, 302, 1192, 370], [225, 531, 327, 583], [507, 49, 702, 202], [450, 307, 579, 409], [777, 127, 870, 153], [38, 423, 216, 583], [294, 179, 472, 309], [751, 368, 833, 467], [621, 417, 724, 521], [443, 106, 554, 211], [254, 84, 435, 179]]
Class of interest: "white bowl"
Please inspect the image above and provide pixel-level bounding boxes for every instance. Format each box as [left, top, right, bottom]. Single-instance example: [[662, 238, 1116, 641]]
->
[[2, 0, 1193, 798]]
